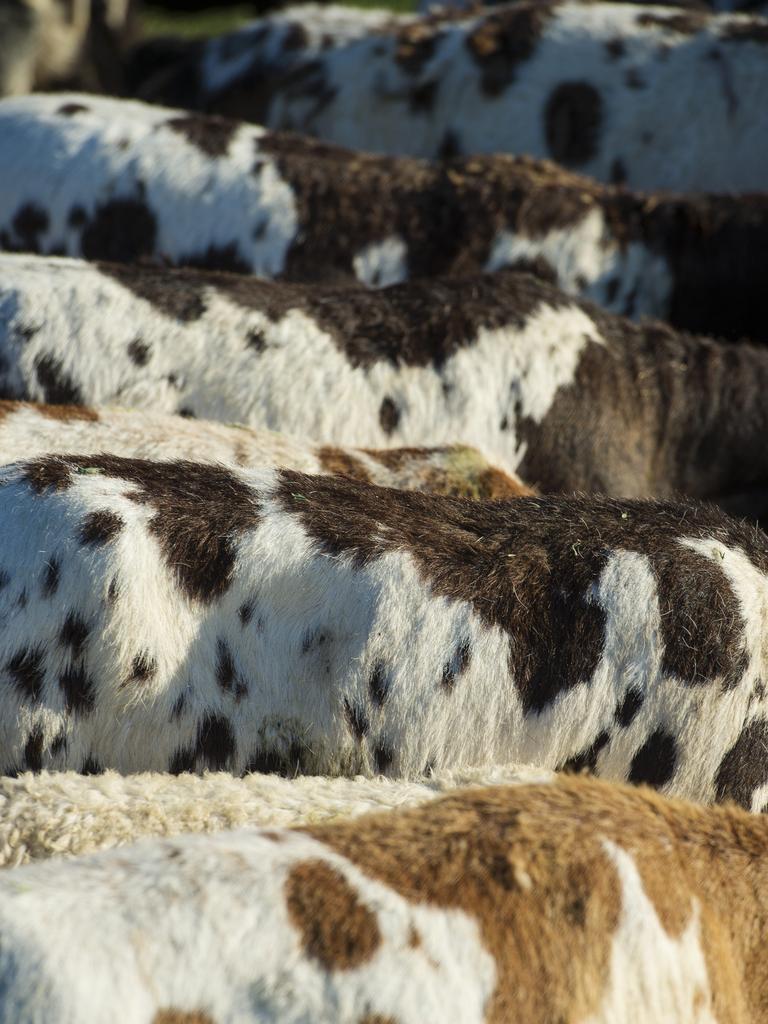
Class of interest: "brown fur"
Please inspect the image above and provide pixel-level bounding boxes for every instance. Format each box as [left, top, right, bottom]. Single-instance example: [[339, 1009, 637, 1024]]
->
[[304, 776, 768, 1022]]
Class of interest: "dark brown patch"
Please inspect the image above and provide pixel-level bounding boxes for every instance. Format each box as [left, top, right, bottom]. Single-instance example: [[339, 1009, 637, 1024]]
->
[[440, 639, 472, 691], [343, 697, 370, 741], [636, 10, 708, 34], [127, 337, 151, 366], [41, 456, 260, 603], [57, 103, 89, 117], [395, 22, 442, 76], [316, 447, 372, 484], [34, 354, 82, 406], [34, 401, 99, 423], [79, 510, 124, 547], [277, 476, 766, 716], [544, 82, 603, 167], [615, 688, 644, 728], [166, 114, 239, 158], [128, 651, 157, 684], [59, 663, 95, 715], [466, 4, 553, 96], [6, 646, 45, 703], [628, 729, 678, 789], [379, 397, 400, 435], [284, 859, 381, 970], [81, 198, 157, 264], [561, 731, 609, 774], [152, 1011, 215, 1024], [59, 612, 89, 659], [715, 718, 768, 808], [98, 262, 208, 323], [720, 18, 768, 45]]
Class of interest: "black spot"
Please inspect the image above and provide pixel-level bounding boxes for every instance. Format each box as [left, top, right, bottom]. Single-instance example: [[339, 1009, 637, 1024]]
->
[[68, 205, 87, 228], [59, 612, 90, 659], [438, 129, 462, 160], [59, 663, 95, 715], [81, 198, 157, 264], [409, 79, 438, 114], [216, 638, 237, 693], [34, 353, 82, 405], [42, 557, 60, 597], [50, 731, 67, 757], [10, 655, 43, 711], [373, 741, 394, 774], [440, 639, 472, 692], [465, 4, 553, 96], [714, 718, 768, 808], [615, 688, 644, 728], [605, 38, 625, 59], [196, 713, 236, 770], [604, 277, 620, 304], [343, 698, 369, 741], [561, 731, 609, 774], [178, 407, 196, 418], [246, 328, 267, 352], [79, 510, 124, 546], [127, 337, 151, 366], [128, 651, 157, 684], [628, 729, 677, 789], [544, 81, 603, 167], [170, 690, 187, 719], [0, 570, 9, 591], [57, 102, 89, 116], [238, 600, 255, 625], [369, 662, 389, 707], [23, 725, 44, 771], [610, 158, 627, 185], [379, 397, 400, 435], [625, 68, 646, 89], [11, 203, 49, 249], [107, 576, 119, 604], [81, 756, 104, 775]]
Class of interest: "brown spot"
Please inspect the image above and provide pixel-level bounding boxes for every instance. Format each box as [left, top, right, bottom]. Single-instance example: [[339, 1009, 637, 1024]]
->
[[284, 859, 381, 971], [720, 18, 768, 45], [152, 1012, 215, 1024], [544, 82, 603, 167], [34, 354, 82, 406], [34, 401, 99, 423], [316, 447, 372, 484], [466, 5, 553, 96], [379, 397, 400, 435], [79, 510, 124, 547], [166, 114, 239, 159]]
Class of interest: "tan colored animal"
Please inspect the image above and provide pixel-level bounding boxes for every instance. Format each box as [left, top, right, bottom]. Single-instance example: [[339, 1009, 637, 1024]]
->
[[0, 774, 764, 1021], [0, 399, 531, 500]]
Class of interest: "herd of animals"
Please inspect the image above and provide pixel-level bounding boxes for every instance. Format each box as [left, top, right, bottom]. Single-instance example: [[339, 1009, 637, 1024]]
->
[[1, 0, 768, 1019]]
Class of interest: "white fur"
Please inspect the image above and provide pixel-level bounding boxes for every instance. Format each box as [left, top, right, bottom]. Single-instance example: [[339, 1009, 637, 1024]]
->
[[158, 1, 768, 191], [0, 252, 609, 477], [0, 763, 552, 867], [0, 457, 764, 805]]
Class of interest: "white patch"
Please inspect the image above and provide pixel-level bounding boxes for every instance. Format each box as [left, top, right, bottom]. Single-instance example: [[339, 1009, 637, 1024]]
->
[[585, 840, 716, 1024], [352, 235, 408, 287], [485, 207, 673, 319], [0, 826, 496, 1023]]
